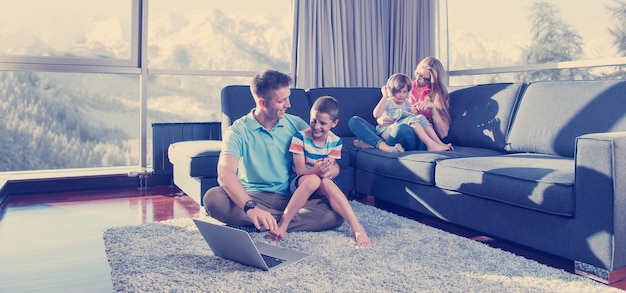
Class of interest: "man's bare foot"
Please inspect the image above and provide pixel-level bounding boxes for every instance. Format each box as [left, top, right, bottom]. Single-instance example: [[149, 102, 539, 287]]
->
[[354, 230, 371, 247]]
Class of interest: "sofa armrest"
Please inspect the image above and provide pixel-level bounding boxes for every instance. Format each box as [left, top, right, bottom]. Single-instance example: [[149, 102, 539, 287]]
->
[[168, 140, 222, 178], [574, 132, 626, 272]]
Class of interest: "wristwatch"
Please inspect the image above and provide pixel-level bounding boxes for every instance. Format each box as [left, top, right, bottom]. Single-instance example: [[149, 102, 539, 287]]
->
[[243, 200, 257, 213]]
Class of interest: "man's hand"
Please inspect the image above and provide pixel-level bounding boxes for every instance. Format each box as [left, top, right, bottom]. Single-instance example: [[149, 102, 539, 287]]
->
[[246, 206, 278, 231]]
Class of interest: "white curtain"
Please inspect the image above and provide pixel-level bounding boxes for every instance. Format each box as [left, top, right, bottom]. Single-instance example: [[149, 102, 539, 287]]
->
[[291, 0, 435, 88]]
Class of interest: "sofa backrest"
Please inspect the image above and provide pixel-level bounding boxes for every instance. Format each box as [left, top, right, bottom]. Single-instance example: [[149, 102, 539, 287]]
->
[[220, 85, 310, 134], [506, 79, 626, 157], [306, 87, 382, 138], [447, 83, 525, 152]]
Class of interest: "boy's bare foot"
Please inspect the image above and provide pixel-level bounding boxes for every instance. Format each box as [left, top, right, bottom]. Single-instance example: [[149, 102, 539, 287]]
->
[[354, 230, 371, 247], [268, 222, 288, 241]]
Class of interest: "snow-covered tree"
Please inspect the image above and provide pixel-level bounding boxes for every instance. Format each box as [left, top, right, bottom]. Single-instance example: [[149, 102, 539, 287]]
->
[[605, 0, 626, 78], [517, 1, 590, 82]]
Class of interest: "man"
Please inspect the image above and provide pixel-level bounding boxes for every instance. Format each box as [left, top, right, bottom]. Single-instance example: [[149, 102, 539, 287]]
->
[[203, 69, 344, 233]]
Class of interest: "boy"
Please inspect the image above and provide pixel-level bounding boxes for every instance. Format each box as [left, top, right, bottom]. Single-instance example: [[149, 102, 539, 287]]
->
[[268, 96, 371, 247]]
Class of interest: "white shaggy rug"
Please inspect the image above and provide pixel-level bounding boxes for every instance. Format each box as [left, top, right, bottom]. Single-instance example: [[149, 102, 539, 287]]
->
[[103, 201, 619, 292]]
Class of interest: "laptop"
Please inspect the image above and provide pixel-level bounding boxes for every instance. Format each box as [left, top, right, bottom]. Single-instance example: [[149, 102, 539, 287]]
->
[[193, 218, 310, 271]]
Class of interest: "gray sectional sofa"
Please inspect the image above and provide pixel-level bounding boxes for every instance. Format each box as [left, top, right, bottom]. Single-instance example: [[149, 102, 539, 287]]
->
[[168, 80, 626, 284]]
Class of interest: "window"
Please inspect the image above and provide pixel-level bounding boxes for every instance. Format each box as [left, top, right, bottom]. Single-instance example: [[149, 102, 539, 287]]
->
[[444, 0, 626, 85], [0, 0, 292, 173]]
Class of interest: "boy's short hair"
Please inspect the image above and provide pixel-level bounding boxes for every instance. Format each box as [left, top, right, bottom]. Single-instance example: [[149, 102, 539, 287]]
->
[[311, 96, 339, 121], [387, 73, 413, 96], [250, 70, 292, 100]]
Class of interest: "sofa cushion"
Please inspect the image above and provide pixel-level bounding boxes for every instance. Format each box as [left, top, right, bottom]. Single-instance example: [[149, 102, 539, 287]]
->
[[446, 83, 525, 152], [220, 85, 310, 135], [307, 87, 382, 138], [355, 150, 441, 185], [435, 153, 575, 216], [506, 80, 626, 157], [168, 140, 222, 178], [354, 146, 505, 186]]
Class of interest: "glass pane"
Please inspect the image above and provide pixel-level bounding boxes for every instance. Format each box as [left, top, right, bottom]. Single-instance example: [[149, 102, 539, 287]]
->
[[147, 75, 250, 124], [447, 0, 626, 70], [0, 71, 139, 172], [0, 0, 132, 59], [148, 0, 292, 72]]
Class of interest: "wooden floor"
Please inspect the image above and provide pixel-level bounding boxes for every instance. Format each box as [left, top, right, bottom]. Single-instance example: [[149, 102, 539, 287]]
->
[[0, 186, 201, 292], [0, 186, 623, 292]]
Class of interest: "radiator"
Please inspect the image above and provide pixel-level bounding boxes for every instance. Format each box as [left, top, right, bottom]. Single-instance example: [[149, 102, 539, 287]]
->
[[152, 122, 221, 175]]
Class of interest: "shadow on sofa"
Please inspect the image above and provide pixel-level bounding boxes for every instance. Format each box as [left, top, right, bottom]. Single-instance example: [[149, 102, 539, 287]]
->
[[445, 84, 512, 149]]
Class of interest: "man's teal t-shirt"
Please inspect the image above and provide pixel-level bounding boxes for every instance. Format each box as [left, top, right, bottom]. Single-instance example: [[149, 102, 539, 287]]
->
[[221, 110, 309, 195]]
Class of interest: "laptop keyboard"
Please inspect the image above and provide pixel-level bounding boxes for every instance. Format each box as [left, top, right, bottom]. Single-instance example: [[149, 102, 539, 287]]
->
[[261, 254, 286, 268]]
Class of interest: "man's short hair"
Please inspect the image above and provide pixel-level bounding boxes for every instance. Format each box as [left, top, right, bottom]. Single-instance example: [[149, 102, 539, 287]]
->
[[250, 70, 292, 100], [312, 96, 339, 121]]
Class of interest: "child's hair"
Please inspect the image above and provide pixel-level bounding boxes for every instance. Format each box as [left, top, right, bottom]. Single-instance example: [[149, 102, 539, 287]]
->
[[414, 57, 451, 124], [312, 96, 339, 121], [387, 73, 413, 96]]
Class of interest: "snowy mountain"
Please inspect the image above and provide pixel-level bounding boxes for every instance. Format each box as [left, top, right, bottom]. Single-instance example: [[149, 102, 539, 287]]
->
[[149, 10, 291, 71]]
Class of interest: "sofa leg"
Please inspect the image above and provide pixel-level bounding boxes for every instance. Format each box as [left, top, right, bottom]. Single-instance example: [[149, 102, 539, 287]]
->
[[575, 261, 626, 285]]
